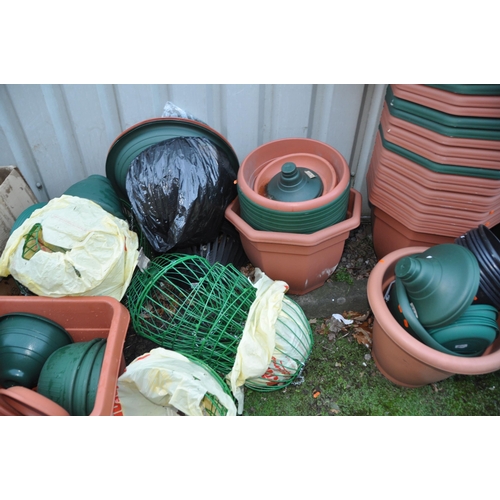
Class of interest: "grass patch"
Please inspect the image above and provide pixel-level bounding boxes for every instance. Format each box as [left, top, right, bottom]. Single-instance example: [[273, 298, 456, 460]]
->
[[243, 328, 500, 416], [331, 267, 354, 285]]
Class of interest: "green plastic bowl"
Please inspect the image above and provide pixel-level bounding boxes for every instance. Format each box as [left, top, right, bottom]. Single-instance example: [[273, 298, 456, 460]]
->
[[387, 278, 493, 357], [0, 313, 73, 389], [37, 338, 106, 416]]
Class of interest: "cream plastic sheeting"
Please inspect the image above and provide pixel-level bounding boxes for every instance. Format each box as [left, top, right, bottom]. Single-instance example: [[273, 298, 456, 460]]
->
[[116, 348, 237, 416], [0, 195, 139, 300]]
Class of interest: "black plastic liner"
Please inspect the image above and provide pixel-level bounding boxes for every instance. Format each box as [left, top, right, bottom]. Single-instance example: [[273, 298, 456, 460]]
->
[[126, 136, 237, 253]]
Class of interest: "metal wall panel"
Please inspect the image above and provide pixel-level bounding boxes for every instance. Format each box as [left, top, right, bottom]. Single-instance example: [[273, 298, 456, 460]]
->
[[0, 84, 383, 213]]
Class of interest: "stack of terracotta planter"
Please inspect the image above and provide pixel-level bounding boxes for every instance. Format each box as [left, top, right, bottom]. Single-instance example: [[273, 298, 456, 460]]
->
[[225, 138, 362, 295], [368, 84, 500, 258]]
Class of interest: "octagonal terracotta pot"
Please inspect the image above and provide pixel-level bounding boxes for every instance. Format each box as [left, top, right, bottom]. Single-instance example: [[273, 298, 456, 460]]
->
[[367, 246, 500, 387]]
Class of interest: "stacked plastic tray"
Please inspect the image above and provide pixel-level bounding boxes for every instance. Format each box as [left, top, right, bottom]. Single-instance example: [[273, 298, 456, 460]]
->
[[368, 84, 500, 258]]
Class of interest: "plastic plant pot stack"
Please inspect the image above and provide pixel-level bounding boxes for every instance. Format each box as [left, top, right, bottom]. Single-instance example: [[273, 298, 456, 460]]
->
[[125, 254, 313, 412], [368, 84, 500, 259]]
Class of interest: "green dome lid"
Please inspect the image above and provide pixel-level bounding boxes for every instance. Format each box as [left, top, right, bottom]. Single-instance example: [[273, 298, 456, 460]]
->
[[266, 162, 323, 202]]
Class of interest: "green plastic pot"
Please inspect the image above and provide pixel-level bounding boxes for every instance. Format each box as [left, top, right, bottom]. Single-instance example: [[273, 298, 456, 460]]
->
[[105, 118, 239, 199], [10, 203, 48, 234], [63, 175, 125, 220], [37, 338, 106, 416], [0, 313, 73, 388], [238, 182, 350, 233]]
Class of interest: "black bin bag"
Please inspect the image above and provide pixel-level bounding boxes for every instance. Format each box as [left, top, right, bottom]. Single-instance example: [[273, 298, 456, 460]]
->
[[126, 136, 238, 253]]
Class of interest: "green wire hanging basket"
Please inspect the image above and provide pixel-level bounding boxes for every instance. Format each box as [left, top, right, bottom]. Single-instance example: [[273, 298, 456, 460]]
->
[[181, 353, 236, 416], [126, 254, 257, 376], [244, 296, 314, 391]]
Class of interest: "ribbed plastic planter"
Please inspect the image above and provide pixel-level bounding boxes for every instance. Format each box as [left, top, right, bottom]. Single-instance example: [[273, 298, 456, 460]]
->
[[237, 138, 351, 233], [367, 246, 500, 387], [391, 84, 500, 118], [225, 189, 361, 295]]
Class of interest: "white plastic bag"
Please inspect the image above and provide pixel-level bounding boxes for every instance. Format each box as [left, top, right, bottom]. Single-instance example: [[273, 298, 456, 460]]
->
[[0, 195, 139, 300], [116, 348, 237, 416]]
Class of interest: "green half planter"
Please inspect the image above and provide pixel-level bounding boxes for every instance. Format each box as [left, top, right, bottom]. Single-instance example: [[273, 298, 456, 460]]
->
[[106, 118, 240, 199]]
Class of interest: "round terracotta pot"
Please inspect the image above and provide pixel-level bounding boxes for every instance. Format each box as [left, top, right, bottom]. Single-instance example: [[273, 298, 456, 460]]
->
[[367, 246, 500, 387], [237, 138, 350, 213]]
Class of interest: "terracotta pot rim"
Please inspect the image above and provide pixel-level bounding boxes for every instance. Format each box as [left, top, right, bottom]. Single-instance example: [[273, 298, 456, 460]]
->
[[238, 138, 350, 211], [367, 246, 500, 374]]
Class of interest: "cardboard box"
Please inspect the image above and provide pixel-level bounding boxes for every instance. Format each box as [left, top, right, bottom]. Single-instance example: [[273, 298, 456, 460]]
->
[[0, 166, 39, 253]]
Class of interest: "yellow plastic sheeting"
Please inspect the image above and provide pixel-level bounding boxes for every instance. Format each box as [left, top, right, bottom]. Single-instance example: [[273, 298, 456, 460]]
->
[[0, 195, 138, 300], [227, 269, 289, 413], [116, 348, 237, 416]]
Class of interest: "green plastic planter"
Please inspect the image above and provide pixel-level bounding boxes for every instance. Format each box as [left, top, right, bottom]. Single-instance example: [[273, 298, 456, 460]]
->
[[0, 313, 73, 389], [238, 182, 350, 233], [63, 175, 125, 220], [106, 118, 239, 199]]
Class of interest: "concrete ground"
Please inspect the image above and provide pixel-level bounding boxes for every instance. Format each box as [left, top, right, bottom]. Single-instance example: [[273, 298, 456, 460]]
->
[[288, 278, 369, 319]]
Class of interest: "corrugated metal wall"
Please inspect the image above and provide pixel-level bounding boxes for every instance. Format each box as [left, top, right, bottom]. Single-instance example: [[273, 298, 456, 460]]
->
[[0, 84, 385, 214]]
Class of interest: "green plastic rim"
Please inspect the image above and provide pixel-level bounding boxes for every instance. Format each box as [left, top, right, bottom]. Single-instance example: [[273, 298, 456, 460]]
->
[[379, 126, 500, 180], [126, 254, 256, 376], [238, 182, 350, 233], [105, 118, 240, 199], [425, 85, 500, 96], [244, 296, 314, 392], [386, 88, 500, 141]]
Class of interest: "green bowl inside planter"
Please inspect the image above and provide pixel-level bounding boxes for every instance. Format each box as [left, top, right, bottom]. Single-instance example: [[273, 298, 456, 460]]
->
[[37, 338, 106, 416], [387, 278, 492, 357], [237, 182, 350, 233], [105, 118, 240, 200], [0, 313, 73, 388]]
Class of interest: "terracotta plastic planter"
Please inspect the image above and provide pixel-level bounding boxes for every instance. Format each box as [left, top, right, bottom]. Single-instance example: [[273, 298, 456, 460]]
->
[[371, 206, 454, 259], [225, 189, 361, 295], [367, 246, 500, 387], [0, 296, 130, 416], [381, 102, 500, 153], [237, 138, 351, 213], [391, 85, 500, 118], [380, 105, 500, 168], [371, 130, 500, 196]]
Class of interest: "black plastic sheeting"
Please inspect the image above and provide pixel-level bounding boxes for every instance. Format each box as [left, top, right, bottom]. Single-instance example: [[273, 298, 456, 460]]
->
[[126, 137, 238, 253]]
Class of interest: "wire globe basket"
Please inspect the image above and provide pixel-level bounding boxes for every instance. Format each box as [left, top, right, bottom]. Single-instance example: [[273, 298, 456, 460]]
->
[[244, 296, 314, 391], [126, 254, 256, 376]]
